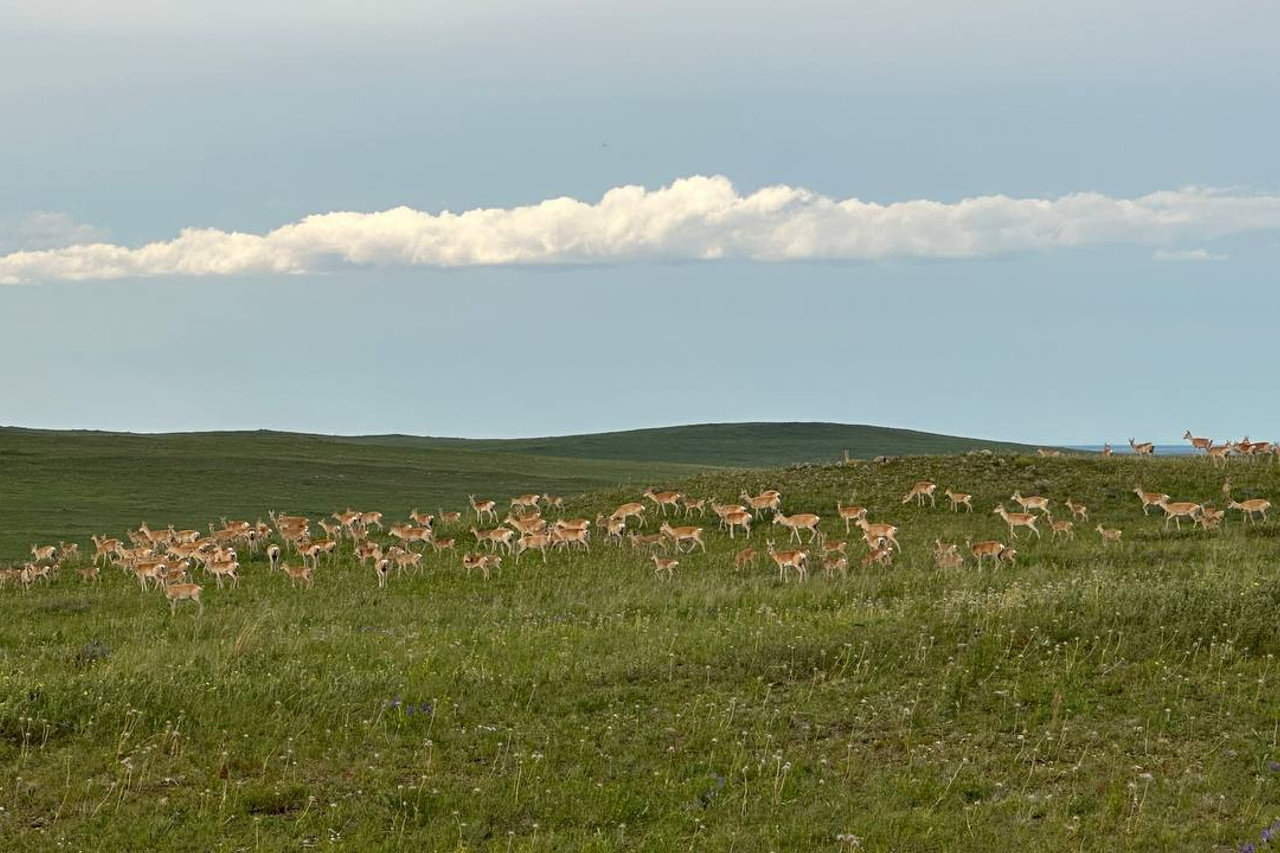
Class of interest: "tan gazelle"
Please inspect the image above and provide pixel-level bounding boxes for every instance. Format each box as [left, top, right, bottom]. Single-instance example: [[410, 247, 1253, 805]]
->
[[901, 481, 937, 507], [943, 490, 973, 513], [993, 504, 1040, 539]]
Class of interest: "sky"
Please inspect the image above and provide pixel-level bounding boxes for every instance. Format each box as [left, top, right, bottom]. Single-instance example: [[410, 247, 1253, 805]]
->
[[1, 1, 1278, 443]]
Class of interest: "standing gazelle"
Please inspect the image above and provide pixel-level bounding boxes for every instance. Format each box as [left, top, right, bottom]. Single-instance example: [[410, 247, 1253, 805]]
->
[[1183, 430, 1213, 453], [943, 490, 973, 513], [469, 495, 498, 523], [1228, 498, 1271, 524], [772, 512, 821, 544], [993, 505, 1041, 539]]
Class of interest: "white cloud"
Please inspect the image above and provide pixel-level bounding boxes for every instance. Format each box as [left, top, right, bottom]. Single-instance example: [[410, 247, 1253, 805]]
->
[[2, 176, 1275, 284], [1152, 247, 1229, 262]]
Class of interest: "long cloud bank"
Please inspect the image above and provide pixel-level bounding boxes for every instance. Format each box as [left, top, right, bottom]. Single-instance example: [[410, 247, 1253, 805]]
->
[[3, 176, 1279, 283]]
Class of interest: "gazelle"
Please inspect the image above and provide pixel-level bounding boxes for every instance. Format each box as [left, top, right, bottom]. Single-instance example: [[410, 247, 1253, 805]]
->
[[822, 554, 849, 577], [1228, 498, 1271, 524], [610, 502, 646, 526], [516, 532, 553, 562], [471, 526, 515, 554], [31, 544, 57, 562], [1102, 443, 1113, 458], [431, 536, 456, 554], [1207, 443, 1232, 468], [408, 509, 435, 528], [1037, 448, 1062, 458], [91, 534, 122, 566], [318, 518, 344, 541], [681, 496, 708, 518], [1162, 494, 1198, 527], [1129, 437, 1155, 457], [1133, 486, 1169, 516], [712, 502, 750, 530], [469, 496, 498, 523], [1011, 492, 1052, 518], [77, 564, 100, 583], [267, 543, 282, 572], [206, 558, 240, 589], [722, 510, 753, 539], [643, 487, 683, 516], [542, 495, 566, 512], [733, 547, 757, 571], [741, 490, 782, 517], [993, 504, 1040, 539], [766, 540, 807, 583], [1064, 498, 1089, 521], [629, 532, 666, 552], [651, 554, 679, 580], [133, 559, 169, 590], [934, 540, 964, 570], [901, 481, 937, 507], [1096, 524, 1122, 544], [1183, 430, 1213, 453], [164, 580, 203, 615], [510, 493, 541, 512], [861, 545, 893, 570], [439, 510, 463, 526], [835, 501, 869, 531], [1196, 505, 1225, 530], [1049, 519, 1075, 540], [659, 522, 706, 553], [465, 553, 502, 580], [59, 542, 79, 561], [375, 557, 391, 588], [551, 526, 591, 552], [855, 518, 901, 552], [279, 562, 314, 589], [943, 490, 973, 513], [358, 511, 384, 531], [772, 512, 821, 544], [966, 539, 1006, 569]]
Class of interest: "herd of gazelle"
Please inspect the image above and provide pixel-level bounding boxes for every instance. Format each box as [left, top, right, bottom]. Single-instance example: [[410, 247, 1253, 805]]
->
[[1098, 432, 1279, 467], [5, 437, 1275, 606]]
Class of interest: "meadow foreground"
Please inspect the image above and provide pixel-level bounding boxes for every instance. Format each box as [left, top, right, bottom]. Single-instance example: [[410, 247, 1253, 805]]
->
[[2, 453, 1280, 851]]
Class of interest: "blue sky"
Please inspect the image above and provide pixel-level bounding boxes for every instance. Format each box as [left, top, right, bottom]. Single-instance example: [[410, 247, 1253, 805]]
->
[[2, 1, 1278, 442]]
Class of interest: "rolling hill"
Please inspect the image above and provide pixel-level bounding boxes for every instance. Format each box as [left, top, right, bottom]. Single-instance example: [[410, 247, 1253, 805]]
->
[[0, 422, 1038, 560]]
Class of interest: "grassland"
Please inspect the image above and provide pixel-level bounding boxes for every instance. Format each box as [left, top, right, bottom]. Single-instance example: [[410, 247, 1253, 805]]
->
[[2, 441, 1280, 851]]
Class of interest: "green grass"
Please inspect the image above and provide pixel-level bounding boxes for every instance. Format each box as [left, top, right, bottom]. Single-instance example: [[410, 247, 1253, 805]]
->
[[2, 441, 1280, 850]]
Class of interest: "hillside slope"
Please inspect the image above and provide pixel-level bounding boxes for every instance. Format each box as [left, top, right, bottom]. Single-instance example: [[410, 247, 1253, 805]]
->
[[359, 421, 1040, 467]]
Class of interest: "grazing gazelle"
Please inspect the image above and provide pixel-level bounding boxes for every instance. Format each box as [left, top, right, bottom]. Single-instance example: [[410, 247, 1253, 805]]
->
[[766, 540, 807, 583], [651, 554, 679, 580], [1011, 492, 1052, 518], [733, 547, 757, 571], [901, 481, 937, 507], [822, 554, 849, 577], [1196, 505, 1225, 530], [934, 541, 964, 570], [772, 511, 821, 544], [1183, 430, 1213, 453], [659, 522, 706, 553], [1133, 486, 1169, 516], [943, 490, 973, 513], [861, 545, 893, 570], [469, 495, 498, 523], [966, 539, 1006, 570], [835, 501, 869, 531], [1037, 448, 1062, 458], [1228, 498, 1271, 524], [1096, 524, 1122, 544], [1129, 437, 1155, 457], [643, 488, 683, 516], [1064, 498, 1089, 522], [993, 504, 1040, 539], [164, 580, 203, 615]]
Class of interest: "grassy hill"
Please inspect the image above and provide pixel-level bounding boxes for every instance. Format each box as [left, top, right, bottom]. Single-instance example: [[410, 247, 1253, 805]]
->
[[1, 451, 1279, 850], [0, 423, 1037, 561], [365, 421, 1041, 468]]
